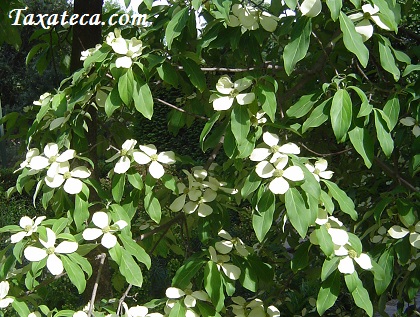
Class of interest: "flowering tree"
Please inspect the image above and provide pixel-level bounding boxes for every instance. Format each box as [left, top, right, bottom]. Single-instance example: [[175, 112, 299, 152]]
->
[[1, 0, 419, 316]]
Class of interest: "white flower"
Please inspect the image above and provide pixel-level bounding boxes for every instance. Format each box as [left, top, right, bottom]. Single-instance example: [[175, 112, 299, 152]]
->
[[305, 159, 333, 182], [388, 222, 420, 249], [183, 188, 217, 217], [28, 313, 42, 317], [230, 297, 280, 317], [400, 117, 420, 137], [80, 44, 102, 61], [15, 148, 40, 173], [348, 4, 391, 41], [106, 139, 138, 174], [255, 155, 304, 195], [111, 37, 143, 68], [29, 143, 76, 176], [44, 162, 91, 194], [250, 110, 267, 126], [250, 132, 300, 163], [73, 312, 88, 317], [133, 144, 176, 179], [335, 245, 372, 274], [0, 281, 14, 308], [82, 211, 128, 249], [229, 4, 278, 32], [300, 0, 322, 17], [122, 302, 149, 317], [209, 246, 241, 280], [33, 92, 51, 106], [10, 216, 46, 243], [215, 230, 249, 257], [166, 285, 210, 308], [210, 75, 255, 111], [24, 228, 78, 276]]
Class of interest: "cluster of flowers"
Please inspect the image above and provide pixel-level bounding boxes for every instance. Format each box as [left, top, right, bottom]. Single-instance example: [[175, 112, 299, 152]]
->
[[311, 211, 373, 274], [17, 143, 91, 195], [227, 4, 278, 32], [169, 167, 234, 217], [230, 296, 280, 317], [210, 75, 255, 111], [107, 139, 176, 178], [165, 284, 210, 317]]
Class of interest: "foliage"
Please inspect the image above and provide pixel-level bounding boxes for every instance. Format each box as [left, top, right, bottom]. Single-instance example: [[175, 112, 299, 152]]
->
[[0, 0, 419, 316]]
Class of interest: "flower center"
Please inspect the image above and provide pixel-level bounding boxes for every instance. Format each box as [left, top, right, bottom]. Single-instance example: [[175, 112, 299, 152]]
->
[[273, 169, 284, 178], [363, 12, 371, 19], [229, 88, 239, 98], [314, 168, 320, 175], [348, 249, 357, 259], [183, 188, 189, 195], [24, 225, 33, 232], [121, 149, 128, 156], [49, 156, 57, 163], [47, 246, 55, 255], [271, 145, 279, 153], [102, 226, 111, 233], [150, 154, 158, 161], [325, 223, 331, 230], [63, 171, 71, 180], [126, 50, 134, 57]]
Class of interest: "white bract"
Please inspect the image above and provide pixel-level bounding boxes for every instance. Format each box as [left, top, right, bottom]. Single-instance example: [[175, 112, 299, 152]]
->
[[215, 230, 249, 257], [348, 4, 391, 41], [73, 312, 88, 317], [33, 92, 51, 106], [166, 285, 210, 309], [133, 144, 176, 179], [122, 302, 157, 317], [82, 211, 128, 249], [230, 297, 280, 317], [24, 228, 78, 276], [209, 246, 241, 280], [228, 4, 278, 32], [388, 222, 420, 249], [111, 37, 143, 68], [10, 215, 46, 243], [300, 0, 322, 17], [255, 155, 304, 195], [29, 143, 76, 177], [0, 281, 13, 308], [250, 132, 300, 163], [15, 148, 40, 173], [170, 170, 206, 213], [44, 162, 91, 194], [106, 139, 138, 174], [305, 158, 334, 182], [400, 117, 420, 137], [210, 75, 255, 111]]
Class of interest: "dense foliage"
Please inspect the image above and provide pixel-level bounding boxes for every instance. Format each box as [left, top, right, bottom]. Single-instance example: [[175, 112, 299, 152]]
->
[[0, 0, 419, 316]]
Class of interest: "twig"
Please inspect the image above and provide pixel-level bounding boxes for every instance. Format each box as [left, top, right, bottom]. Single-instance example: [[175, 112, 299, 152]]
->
[[154, 98, 209, 121], [204, 135, 224, 170], [117, 284, 133, 315], [88, 253, 106, 317], [136, 213, 185, 241], [298, 142, 350, 157], [373, 157, 419, 192], [177, 63, 284, 73]]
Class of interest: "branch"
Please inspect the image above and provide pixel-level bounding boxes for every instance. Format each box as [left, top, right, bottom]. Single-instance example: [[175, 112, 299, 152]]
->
[[204, 135, 224, 170], [154, 98, 209, 121], [177, 62, 284, 73], [88, 253, 106, 317], [373, 157, 419, 192], [136, 213, 185, 241], [117, 284, 133, 315], [399, 26, 420, 43], [298, 142, 350, 157]]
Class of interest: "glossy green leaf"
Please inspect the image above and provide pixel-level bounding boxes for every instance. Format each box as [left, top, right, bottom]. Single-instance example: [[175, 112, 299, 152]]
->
[[348, 86, 372, 118], [112, 172, 125, 203], [283, 17, 312, 75], [321, 257, 340, 281], [105, 86, 122, 117], [120, 248, 143, 287], [133, 81, 154, 119], [252, 190, 275, 242], [316, 225, 334, 257], [165, 7, 189, 49], [402, 64, 420, 77], [180, 57, 206, 92], [231, 104, 250, 147], [173, 257, 205, 289], [322, 180, 357, 220], [374, 248, 394, 295], [330, 89, 352, 142], [302, 98, 331, 133], [339, 12, 369, 67], [352, 282, 374, 316], [286, 93, 318, 118], [378, 38, 400, 81], [285, 188, 310, 238], [118, 68, 134, 105], [326, 0, 342, 21], [119, 233, 151, 268], [144, 192, 161, 223], [317, 270, 341, 315], [383, 95, 400, 131], [200, 112, 220, 151], [241, 170, 261, 198], [291, 240, 310, 272], [61, 255, 86, 294], [255, 81, 277, 122], [374, 109, 394, 157], [204, 261, 225, 312], [157, 61, 179, 87], [348, 126, 374, 168]]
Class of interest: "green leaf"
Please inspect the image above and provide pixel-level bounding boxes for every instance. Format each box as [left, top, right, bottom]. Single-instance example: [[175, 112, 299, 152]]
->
[[352, 283, 374, 316], [283, 17, 312, 75], [200, 112, 220, 151], [321, 257, 340, 281], [285, 188, 310, 238], [180, 57, 206, 92], [118, 68, 134, 105], [378, 37, 400, 81], [402, 64, 420, 77], [330, 89, 352, 142], [204, 261, 225, 312], [374, 248, 394, 294], [286, 93, 318, 118], [372, 0, 398, 31], [165, 7, 189, 49], [317, 270, 341, 315], [120, 248, 143, 287], [144, 192, 161, 223], [74, 187, 89, 231], [112, 173, 125, 203], [302, 98, 331, 133], [383, 95, 400, 131], [231, 105, 250, 147], [322, 180, 357, 220], [133, 81, 154, 119], [12, 300, 31, 317], [316, 225, 334, 256], [61, 255, 86, 293], [339, 12, 369, 67], [348, 86, 372, 117], [173, 257, 205, 289], [291, 240, 310, 272], [241, 170, 261, 198], [119, 233, 151, 268], [169, 301, 187, 317], [157, 61, 179, 87], [66, 253, 92, 278], [348, 126, 374, 168], [374, 109, 394, 157], [105, 86, 122, 117], [127, 171, 143, 190], [326, 0, 342, 21], [255, 81, 277, 122], [252, 190, 275, 242]]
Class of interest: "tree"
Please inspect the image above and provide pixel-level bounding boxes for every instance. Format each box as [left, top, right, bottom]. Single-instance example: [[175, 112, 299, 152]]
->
[[0, 0, 419, 316]]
